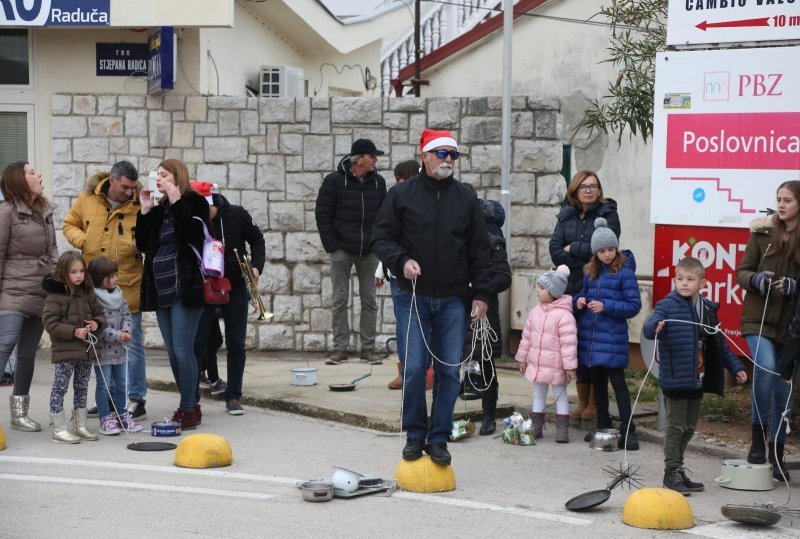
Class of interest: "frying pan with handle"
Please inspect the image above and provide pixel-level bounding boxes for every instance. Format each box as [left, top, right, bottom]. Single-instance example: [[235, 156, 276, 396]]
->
[[329, 371, 372, 392], [565, 473, 629, 512]]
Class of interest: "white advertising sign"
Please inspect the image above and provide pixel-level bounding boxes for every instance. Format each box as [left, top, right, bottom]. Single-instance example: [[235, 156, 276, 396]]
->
[[650, 46, 800, 228], [667, 0, 800, 46]]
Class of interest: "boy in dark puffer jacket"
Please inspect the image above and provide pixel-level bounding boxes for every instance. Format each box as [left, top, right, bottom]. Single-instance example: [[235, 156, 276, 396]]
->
[[644, 257, 747, 496]]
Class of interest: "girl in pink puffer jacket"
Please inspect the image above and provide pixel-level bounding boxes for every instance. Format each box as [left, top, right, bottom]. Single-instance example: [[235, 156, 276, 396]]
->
[[515, 265, 578, 443]]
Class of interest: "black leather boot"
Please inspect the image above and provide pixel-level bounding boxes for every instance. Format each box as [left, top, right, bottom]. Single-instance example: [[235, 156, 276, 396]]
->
[[769, 441, 791, 481], [747, 424, 767, 464], [479, 387, 497, 436], [479, 414, 496, 435]]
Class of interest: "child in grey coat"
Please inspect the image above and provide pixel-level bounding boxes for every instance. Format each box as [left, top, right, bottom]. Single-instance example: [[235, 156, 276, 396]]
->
[[88, 257, 143, 435]]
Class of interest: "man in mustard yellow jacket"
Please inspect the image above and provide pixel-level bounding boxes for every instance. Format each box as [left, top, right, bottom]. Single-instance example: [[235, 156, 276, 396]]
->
[[63, 160, 148, 420]]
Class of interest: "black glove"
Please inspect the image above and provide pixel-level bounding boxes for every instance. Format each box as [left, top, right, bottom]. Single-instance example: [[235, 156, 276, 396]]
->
[[780, 277, 796, 297], [779, 335, 800, 380], [750, 271, 775, 296]]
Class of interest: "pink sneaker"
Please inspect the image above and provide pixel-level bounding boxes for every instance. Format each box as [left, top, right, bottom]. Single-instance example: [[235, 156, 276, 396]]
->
[[118, 412, 144, 433], [99, 415, 121, 436]]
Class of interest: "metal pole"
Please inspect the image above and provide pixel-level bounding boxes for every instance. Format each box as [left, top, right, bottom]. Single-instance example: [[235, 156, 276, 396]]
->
[[414, 0, 421, 97], [499, 0, 513, 355]]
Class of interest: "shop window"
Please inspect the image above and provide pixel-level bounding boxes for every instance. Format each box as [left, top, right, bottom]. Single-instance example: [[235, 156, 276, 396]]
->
[[0, 29, 30, 86], [0, 110, 30, 173]]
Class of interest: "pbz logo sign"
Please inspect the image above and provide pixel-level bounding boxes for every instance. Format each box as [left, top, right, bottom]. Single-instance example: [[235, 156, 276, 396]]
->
[[0, 0, 110, 27]]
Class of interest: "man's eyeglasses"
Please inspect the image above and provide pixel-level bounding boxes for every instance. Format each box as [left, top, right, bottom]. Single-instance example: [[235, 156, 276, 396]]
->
[[428, 149, 460, 160], [578, 184, 599, 192]]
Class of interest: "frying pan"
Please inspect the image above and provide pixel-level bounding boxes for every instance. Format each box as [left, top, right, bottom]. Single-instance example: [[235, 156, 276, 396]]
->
[[565, 473, 628, 512], [721, 504, 782, 526], [329, 371, 372, 392]]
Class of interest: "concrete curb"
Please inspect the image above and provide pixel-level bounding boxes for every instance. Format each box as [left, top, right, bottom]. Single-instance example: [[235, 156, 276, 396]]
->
[[148, 379, 514, 433]]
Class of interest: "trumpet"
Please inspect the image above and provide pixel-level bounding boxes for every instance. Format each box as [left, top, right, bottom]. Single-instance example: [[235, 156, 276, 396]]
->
[[234, 248, 273, 321]]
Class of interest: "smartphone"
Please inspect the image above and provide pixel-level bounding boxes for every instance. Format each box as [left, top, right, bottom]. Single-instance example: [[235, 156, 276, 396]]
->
[[148, 171, 158, 202]]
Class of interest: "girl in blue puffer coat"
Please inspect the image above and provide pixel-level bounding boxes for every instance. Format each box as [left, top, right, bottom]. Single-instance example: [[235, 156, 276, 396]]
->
[[574, 218, 642, 450]]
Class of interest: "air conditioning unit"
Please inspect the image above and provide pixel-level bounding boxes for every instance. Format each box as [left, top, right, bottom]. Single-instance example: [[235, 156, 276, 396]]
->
[[259, 65, 304, 98]]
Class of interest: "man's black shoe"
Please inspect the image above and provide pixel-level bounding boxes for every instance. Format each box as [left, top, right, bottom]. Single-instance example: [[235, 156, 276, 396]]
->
[[402, 438, 425, 461], [677, 468, 704, 492], [663, 468, 691, 496], [426, 442, 452, 466]]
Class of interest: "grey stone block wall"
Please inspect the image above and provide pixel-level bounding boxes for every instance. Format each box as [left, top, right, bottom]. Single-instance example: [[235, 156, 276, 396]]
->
[[51, 95, 565, 352]]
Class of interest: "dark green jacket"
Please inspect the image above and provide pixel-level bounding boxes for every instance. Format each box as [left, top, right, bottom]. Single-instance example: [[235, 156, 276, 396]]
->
[[736, 215, 799, 343]]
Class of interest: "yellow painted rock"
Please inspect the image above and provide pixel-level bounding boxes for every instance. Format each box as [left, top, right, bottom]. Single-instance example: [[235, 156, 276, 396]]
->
[[393, 456, 456, 493], [622, 488, 694, 530], [173, 433, 233, 469], [0, 426, 6, 451]]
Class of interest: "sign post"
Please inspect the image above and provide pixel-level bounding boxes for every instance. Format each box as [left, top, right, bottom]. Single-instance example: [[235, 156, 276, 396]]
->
[[147, 27, 175, 95], [667, 1, 800, 45]]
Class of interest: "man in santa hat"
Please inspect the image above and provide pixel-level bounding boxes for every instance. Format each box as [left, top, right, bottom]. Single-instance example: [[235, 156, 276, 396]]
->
[[372, 129, 492, 466]]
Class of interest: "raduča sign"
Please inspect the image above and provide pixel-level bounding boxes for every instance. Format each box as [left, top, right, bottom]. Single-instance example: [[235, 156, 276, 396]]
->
[[0, 0, 110, 26]]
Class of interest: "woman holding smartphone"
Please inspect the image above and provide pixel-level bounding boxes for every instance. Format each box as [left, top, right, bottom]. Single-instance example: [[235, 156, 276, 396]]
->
[[136, 159, 209, 430]]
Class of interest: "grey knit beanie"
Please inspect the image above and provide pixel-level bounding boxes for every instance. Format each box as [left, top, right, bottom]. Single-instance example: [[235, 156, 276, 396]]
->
[[590, 217, 619, 254], [538, 265, 570, 299]]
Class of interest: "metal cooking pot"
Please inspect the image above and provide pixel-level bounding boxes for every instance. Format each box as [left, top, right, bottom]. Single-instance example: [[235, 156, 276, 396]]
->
[[291, 367, 317, 386], [300, 481, 334, 502], [715, 459, 774, 491], [589, 429, 621, 452]]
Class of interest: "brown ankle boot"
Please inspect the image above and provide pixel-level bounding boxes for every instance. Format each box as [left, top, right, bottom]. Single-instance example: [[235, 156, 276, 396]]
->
[[581, 386, 597, 420], [388, 362, 404, 390], [571, 383, 590, 419], [529, 412, 545, 439]]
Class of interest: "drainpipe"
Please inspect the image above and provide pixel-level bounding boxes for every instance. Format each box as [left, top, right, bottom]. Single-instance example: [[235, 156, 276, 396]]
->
[[499, 0, 513, 356]]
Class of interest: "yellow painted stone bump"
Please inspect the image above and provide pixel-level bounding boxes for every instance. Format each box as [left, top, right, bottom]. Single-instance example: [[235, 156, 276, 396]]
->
[[173, 433, 233, 469], [622, 487, 694, 530], [393, 455, 456, 493], [0, 426, 6, 451]]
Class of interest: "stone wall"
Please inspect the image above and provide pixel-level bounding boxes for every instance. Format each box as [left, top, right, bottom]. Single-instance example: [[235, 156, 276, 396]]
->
[[50, 95, 565, 351]]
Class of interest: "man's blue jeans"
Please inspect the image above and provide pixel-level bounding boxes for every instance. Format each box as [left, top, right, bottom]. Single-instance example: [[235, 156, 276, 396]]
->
[[746, 335, 791, 442], [127, 312, 147, 403], [157, 302, 203, 410], [393, 288, 466, 444]]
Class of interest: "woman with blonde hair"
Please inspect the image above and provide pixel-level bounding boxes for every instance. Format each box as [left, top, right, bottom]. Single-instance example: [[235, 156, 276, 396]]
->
[[549, 170, 621, 422], [0, 161, 59, 432], [136, 159, 209, 429]]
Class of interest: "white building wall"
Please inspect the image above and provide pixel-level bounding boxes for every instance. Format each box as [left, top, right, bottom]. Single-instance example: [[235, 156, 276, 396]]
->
[[422, 0, 655, 280]]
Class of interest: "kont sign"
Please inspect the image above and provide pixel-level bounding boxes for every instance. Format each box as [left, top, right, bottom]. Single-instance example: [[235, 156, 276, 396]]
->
[[653, 224, 750, 352]]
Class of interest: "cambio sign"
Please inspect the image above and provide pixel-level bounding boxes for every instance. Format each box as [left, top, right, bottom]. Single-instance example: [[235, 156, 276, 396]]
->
[[650, 46, 800, 228], [0, 0, 110, 26]]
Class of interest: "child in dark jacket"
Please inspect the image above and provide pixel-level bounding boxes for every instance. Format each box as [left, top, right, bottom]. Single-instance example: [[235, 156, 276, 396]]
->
[[644, 257, 747, 495], [42, 251, 106, 444], [574, 218, 641, 450]]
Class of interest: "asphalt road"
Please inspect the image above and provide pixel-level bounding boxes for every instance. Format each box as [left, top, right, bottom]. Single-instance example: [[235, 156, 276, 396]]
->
[[2, 367, 800, 538]]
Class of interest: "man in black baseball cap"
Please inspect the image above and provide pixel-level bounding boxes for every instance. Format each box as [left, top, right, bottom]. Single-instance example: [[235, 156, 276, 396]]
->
[[350, 138, 385, 156], [315, 138, 387, 366]]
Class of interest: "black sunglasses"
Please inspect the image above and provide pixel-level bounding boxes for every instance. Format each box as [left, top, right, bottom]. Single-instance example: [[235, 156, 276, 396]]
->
[[428, 149, 460, 160]]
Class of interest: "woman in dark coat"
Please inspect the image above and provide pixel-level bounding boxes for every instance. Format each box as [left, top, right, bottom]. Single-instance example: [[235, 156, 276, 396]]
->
[[549, 171, 620, 422], [136, 159, 209, 429]]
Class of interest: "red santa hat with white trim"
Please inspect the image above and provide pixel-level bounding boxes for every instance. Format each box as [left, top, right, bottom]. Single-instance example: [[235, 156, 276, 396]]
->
[[419, 128, 458, 153]]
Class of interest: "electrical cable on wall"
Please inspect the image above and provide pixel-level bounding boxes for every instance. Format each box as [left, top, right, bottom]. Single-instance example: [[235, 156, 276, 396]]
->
[[207, 50, 221, 96], [314, 63, 378, 96]]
